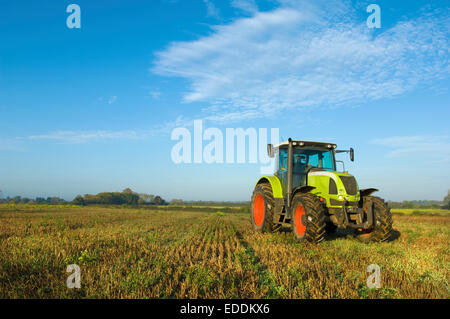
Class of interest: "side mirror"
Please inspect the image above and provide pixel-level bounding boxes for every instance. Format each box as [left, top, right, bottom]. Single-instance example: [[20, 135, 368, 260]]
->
[[267, 144, 274, 158], [350, 148, 354, 162]]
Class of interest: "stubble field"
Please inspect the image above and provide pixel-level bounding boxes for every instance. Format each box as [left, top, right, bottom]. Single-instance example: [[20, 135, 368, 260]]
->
[[0, 204, 448, 298]]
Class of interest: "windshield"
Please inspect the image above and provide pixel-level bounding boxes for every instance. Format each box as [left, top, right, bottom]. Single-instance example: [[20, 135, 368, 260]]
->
[[278, 147, 335, 172], [293, 148, 335, 171]]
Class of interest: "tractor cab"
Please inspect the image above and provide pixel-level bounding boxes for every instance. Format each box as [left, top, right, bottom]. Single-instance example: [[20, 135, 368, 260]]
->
[[273, 141, 337, 192]]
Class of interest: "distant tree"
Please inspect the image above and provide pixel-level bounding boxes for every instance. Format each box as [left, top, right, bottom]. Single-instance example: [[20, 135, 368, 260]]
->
[[121, 192, 139, 205], [73, 195, 86, 206], [50, 197, 64, 205], [443, 190, 450, 209], [96, 192, 119, 205], [139, 193, 155, 204], [401, 201, 415, 209], [83, 194, 97, 205], [153, 195, 166, 205], [35, 197, 46, 204], [122, 188, 134, 194], [120, 188, 139, 205]]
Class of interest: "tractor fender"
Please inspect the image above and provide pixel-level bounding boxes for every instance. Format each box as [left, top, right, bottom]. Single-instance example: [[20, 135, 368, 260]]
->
[[292, 186, 316, 196], [256, 176, 283, 198], [360, 188, 378, 197]]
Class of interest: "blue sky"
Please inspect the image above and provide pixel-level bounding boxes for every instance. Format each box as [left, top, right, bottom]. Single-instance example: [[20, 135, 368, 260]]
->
[[0, 0, 449, 201]]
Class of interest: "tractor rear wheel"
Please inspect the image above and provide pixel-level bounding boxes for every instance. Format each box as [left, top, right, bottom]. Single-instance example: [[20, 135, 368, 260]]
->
[[356, 196, 393, 243], [250, 183, 279, 232], [291, 193, 326, 243]]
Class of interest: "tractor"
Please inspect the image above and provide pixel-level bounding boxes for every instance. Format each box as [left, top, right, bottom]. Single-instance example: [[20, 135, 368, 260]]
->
[[251, 139, 393, 243]]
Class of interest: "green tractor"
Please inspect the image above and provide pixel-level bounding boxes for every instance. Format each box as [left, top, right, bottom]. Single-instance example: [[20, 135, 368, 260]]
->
[[251, 139, 393, 243]]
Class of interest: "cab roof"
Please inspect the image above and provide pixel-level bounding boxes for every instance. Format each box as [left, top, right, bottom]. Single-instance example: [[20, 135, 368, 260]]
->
[[275, 140, 337, 149]]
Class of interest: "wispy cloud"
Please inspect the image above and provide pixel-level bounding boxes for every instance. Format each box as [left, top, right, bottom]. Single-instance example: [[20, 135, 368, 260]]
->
[[24, 117, 193, 144], [108, 96, 117, 104], [203, 0, 220, 18], [149, 91, 161, 99], [153, 0, 450, 124], [371, 135, 450, 161], [231, 0, 258, 14], [97, 96, 118, 104], [27, 130, 146, 144], [149, 115, 193, 135], [0, 138, 25, 151]]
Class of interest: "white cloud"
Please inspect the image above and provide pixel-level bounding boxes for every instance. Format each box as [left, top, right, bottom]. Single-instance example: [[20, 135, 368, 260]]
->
[[153, 1, 450, 124], [371, 135, 450, 161], [231, 0, 258, 14]]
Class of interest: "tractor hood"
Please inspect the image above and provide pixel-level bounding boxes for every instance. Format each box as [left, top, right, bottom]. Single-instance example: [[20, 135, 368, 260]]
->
[[307, 170, 360, 206]]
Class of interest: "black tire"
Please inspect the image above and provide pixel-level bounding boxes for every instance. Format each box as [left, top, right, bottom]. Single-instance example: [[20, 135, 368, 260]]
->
[[290, 193, 326, 243], [356, 196, 393, 243], [250, 183, 279, 232]]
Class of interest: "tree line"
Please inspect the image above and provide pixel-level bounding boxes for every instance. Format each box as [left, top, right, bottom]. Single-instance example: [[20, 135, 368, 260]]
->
[[0, 196, 67, 205], [387, 196, 449, 209], [72, 188, 167, 206], [0, 188, 167, 206], [1, 189, 449, 209]]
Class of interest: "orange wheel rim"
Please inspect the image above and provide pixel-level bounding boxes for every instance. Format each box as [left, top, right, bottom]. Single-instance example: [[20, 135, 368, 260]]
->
[[358, 229, 372, 236], [295, 204, 306, 236], [360, 206, 372, 235], [253, 194, 265, 226]]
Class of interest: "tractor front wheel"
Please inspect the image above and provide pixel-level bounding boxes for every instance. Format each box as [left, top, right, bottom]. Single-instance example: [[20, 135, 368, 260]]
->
[[291, 193, 326, 243], [250, 183, 279, 232], [356, 196, 393, 243]]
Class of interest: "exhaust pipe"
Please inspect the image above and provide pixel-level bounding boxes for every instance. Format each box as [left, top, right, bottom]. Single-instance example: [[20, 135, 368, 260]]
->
[[286, 138, 293, 218]]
